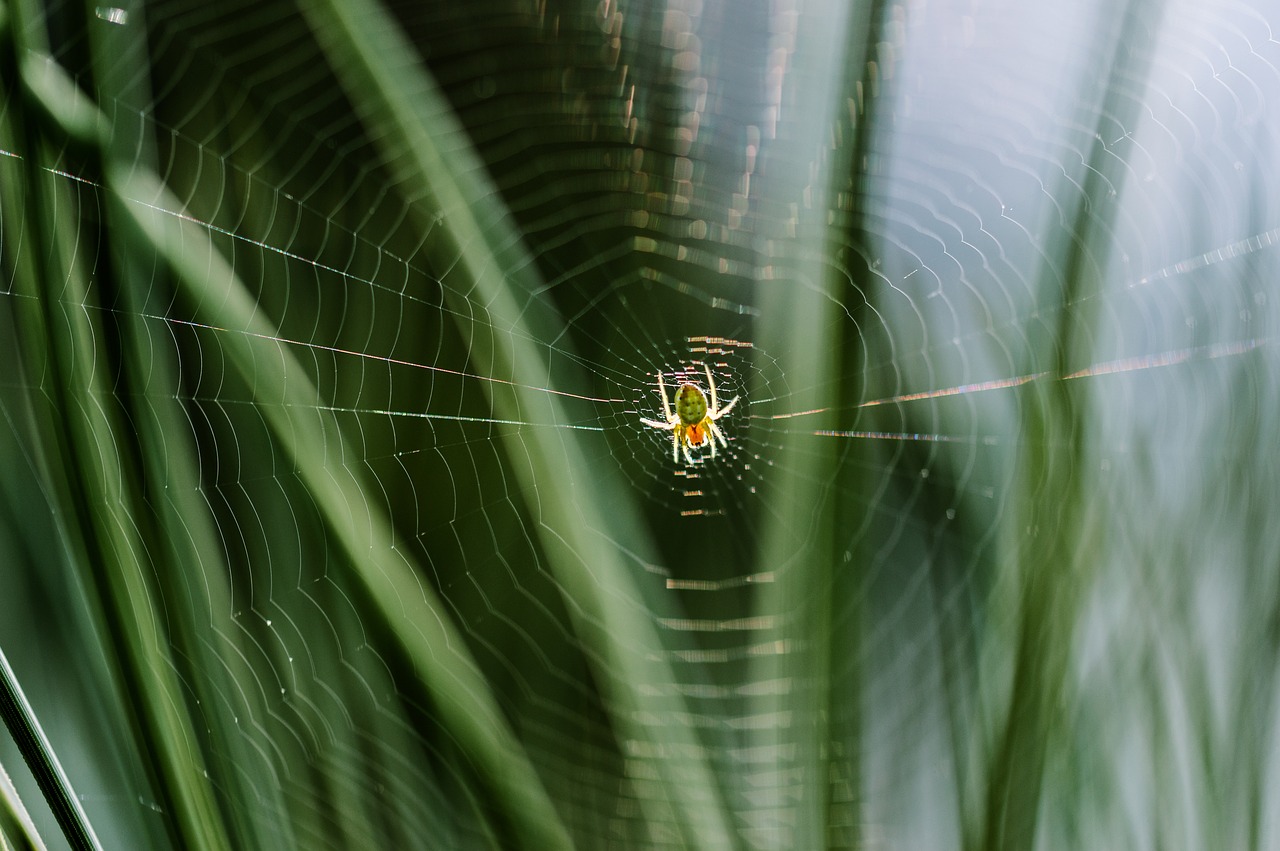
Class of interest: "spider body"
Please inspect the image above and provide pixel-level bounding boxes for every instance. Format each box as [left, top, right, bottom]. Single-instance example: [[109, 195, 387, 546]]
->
[[674, 383, 708, 426], [641, 365, 739, 464]]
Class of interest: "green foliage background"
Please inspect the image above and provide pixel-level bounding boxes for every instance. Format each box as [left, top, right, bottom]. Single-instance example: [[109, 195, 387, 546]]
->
[[2, 0, 1279, 849]]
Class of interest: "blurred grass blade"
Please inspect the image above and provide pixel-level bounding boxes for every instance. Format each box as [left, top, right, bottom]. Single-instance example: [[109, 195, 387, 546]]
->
[[0, 758, 44, 851], [297, 0, 738, 846], [113, 168, 575, 851], [750, 0, 864, 846], [980, 3, 1166, 848], [0, 647, 99, 851], [1, 12, 233, 849]]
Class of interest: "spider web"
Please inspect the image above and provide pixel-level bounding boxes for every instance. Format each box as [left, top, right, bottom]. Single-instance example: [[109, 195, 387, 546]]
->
[[2, 0, 1280, 849]]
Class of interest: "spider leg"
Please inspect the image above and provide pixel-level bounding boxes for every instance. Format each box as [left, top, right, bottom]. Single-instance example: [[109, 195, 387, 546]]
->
[[640, 417, 675, 430], [682, 438, 694, 465], [672, 430, 680, 464], [657, 372, 673, 422], [704, 364, 739, 419], [709, 420, 729, 448]]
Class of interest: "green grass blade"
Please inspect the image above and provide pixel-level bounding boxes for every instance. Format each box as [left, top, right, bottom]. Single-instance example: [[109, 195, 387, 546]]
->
[[1, 14, 233, 848], [297, 1, 738, 846], [0, 647, 100, 851], [113, 167, 576, 851], [0, 757, 45, 851]]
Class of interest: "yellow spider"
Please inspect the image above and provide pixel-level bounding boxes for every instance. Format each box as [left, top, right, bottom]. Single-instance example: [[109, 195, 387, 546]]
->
[[641, 364, 739, 464]]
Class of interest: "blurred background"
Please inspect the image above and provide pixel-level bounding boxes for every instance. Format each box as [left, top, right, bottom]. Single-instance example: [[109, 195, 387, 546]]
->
[[2, 0, 1279, 848]]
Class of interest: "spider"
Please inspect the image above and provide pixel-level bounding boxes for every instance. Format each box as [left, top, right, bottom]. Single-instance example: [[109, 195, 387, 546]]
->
[[641, 364, 740, 464]]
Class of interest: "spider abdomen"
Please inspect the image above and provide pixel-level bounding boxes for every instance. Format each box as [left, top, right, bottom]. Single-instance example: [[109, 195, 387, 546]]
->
[[674, 383, 708, 426]]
